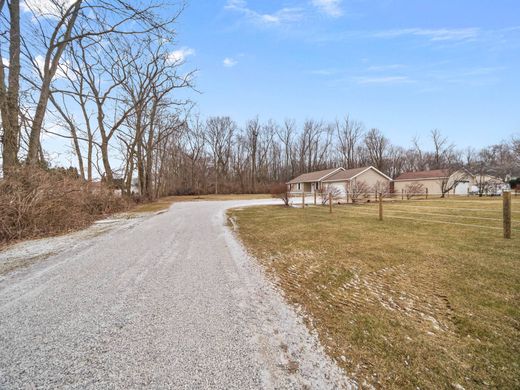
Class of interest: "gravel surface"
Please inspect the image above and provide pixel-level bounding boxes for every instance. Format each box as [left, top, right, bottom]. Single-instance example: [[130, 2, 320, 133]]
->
[[0, 199, 355, 389]]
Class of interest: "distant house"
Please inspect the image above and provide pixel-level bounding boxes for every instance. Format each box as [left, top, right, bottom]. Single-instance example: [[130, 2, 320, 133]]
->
[[469, 173, 508, 195], [393, 169, 488, 196], [287, 166, 392, 200]]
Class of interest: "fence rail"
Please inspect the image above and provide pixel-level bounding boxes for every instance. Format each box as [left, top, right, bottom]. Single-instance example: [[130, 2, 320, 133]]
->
[[288, 190, 516, 239]]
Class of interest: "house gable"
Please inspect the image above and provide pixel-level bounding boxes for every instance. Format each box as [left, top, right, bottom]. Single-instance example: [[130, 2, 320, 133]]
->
[[287, 167, 345, 184], [322, 166, 391, 183]]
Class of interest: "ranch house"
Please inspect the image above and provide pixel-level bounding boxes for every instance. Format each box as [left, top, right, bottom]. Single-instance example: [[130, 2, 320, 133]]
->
[[287, 166, 392, 200]]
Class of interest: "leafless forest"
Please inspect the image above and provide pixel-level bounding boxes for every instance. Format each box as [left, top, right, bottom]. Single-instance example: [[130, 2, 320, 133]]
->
[[1, 1, 519, 203]]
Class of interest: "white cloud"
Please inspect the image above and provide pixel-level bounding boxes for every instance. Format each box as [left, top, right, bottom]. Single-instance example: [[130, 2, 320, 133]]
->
[[366, 64, 406, 72], [310, 27, 484, 44], [309, 68, 338, 76], [312, 0, 343, 17], [372, 28, 480, 42], [223, 57, 238, 67], [225, 0, 304, 25], [22, 0, 77, 19], [34, 55, 75, 80], [354, 76, 414, 85], [167, 47, 195, 63]]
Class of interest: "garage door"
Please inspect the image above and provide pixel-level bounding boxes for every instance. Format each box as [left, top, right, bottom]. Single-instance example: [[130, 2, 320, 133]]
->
[[454, 181, 469, 195], [326, 183, 347, 197]]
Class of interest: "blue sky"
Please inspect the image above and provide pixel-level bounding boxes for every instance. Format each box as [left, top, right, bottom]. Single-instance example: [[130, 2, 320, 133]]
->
[[174, 0, 520, 149]]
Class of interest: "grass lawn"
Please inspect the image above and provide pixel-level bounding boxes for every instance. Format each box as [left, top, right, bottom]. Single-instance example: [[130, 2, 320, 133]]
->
[[229, 197, 520, 389], [130, 193, 272, 213]]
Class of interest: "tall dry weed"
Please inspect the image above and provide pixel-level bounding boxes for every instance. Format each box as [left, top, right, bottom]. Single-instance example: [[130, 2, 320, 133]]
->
[[0, 168, 128, 243]]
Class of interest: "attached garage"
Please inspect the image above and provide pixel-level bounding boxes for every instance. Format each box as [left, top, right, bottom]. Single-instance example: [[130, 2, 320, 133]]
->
[[322, 166, 392, 201], [325, 181, 348, 197]]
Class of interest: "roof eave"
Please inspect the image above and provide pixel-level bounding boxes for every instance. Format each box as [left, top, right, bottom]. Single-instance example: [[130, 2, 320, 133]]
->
[[394, 176, 449, 181], [323, 179, 350, 183]]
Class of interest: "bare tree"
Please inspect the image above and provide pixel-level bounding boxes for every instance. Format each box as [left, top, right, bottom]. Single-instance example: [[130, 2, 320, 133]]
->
[[348, 180, 371, 203], [206, 117, 235, 194], [0, 0, 185, 173], [336, 116, 363, 169], [184, 115, 207, 194], [372, 180, 391, 198], [276, 119, 295, 180], [246, 117, 260, 192], [438, 168, 465, 197], [430, 129, 456, 170], [0, 0, 21, 171], [319, 184, 343, 205], [47, 92, 86, 179], [25, 1, 83, 164], [364, 128, 388, 171], [386, 145, 407, 179], [405, 183, 425, 199], [270, 183, 290, 206]]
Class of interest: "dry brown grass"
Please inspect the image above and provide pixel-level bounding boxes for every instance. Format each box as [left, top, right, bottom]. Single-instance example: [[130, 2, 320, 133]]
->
[[130, 193, 271, 213], [229, 197, 520, 389], [0, 167, 128, 245]]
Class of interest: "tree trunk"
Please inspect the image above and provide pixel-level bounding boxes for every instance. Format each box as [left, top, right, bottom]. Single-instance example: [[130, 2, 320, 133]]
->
[[100, 135, 113, 184], [49, 94, 85, 178], [143, 100, 158, 200], [1, 0, 21, 173], [26, 1, 82, 165], [215, 160, 219, 195], [87, 129, 93, 182]]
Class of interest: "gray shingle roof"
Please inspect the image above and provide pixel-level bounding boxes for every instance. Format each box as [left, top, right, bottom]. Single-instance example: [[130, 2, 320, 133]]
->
[[322, 167, 370, 182], [287, 167, 342, 184], [394, 169, 449, 181]]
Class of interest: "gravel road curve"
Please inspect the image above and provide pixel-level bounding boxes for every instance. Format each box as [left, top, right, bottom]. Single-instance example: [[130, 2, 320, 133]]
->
[[0, 199, 355, 389]]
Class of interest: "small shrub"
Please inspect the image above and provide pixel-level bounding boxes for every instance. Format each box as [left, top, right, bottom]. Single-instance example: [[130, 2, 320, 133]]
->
[[319, 185, 343, 205], [405, 183, 425, 199], [270, 183, 290, 206], [349, 180, 371, 203]]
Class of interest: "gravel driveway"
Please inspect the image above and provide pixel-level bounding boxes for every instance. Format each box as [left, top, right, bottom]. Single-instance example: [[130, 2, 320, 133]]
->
[[0, 199, 354, 389]]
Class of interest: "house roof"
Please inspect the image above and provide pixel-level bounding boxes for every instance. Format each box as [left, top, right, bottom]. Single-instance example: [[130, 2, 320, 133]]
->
[[323, 166, 392, 182], [321, 166, 368, 182], [394, 169, 449, 181], [287, 167, 343, 184]]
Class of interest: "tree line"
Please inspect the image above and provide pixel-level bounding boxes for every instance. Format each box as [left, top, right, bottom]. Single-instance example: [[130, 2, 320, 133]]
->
[[154, 117, 519, 196], [1, 2, 519, 199]]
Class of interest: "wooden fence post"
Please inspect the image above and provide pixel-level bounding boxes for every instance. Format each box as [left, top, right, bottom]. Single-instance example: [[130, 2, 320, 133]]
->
[[314, 191, 317, 205], [302, 191, 305, 209], [379, 192, 383, 220], [503, 191, 511, 239], [329, 193, 332, 213]]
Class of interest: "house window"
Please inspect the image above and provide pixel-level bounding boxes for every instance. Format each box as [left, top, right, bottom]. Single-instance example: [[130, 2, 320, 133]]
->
[[297, 183, 301, 190]]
